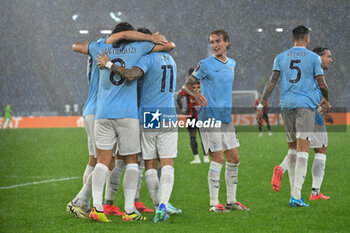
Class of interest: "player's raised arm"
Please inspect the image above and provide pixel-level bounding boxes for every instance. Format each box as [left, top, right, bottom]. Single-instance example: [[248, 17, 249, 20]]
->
[[106, 30, 168, 45], [256, 70, 280, 124], [151, 41, 176, 52], [183, 75, 207, 107], [72, 42, 89, 55], [96, 51, 143, 81]]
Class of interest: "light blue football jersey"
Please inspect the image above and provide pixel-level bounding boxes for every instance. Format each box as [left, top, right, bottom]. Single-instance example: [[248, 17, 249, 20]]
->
[[192, 56, 236, 123], [88, 37, 154, 119], [135, 52, 177, 123], [82, 56, 99, 117], [314, 83, 324, 125], [273, 46, 324, 112]]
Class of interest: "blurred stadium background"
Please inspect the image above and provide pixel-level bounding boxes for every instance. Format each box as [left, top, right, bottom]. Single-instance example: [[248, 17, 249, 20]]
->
[[0, 0, 349, 116]]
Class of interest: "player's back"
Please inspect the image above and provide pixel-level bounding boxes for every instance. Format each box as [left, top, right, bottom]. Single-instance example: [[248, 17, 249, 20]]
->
[[273, 47, 323, 111], [88, 38, 154, 119], [137, 52, 177, 121]]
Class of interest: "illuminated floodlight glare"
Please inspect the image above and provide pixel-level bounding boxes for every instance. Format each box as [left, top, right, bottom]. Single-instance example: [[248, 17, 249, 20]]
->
[[117, 11, 122, 16], [72, 14, 79, 20], [275, 28, 284, 32], [110, 12, 121, 22], [257, 28, 263, 32], [100, 30, 112, 34], [79, 30, 89, 34]]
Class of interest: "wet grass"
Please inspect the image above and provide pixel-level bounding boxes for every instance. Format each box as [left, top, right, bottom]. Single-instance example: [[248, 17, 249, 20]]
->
[[0, 126, 349, 232]]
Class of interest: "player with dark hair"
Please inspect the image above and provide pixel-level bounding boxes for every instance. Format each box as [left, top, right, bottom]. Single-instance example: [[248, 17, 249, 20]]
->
[[183, 29, 249, 212], [96, 32, 177, 222], [177, 68, 209, 164], [66, 22, 174, 222], [257, 26, 331, 207], [271, 46, 333, 201]]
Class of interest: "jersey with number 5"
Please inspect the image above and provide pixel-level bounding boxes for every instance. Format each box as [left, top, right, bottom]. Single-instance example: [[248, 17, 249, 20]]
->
[[273, 46, 324, 111], [135, 52, 177, 123], [88, 38, 154, 119]]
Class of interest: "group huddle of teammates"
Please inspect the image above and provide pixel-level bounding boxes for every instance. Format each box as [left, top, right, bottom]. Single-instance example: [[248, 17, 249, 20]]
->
[[66, 22, 332, 223]]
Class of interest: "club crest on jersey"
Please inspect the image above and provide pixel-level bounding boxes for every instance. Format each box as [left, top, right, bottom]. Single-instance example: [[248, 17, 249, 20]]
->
[[143, 110, 162, 129]]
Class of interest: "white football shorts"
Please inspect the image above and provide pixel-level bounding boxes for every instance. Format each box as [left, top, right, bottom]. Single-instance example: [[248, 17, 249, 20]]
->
[[199, 121, 240, 154], [141, 126, 178, 160], [83, 115, 96, 158], [282, 108, 315, 142], [95, 118, 140, 156]]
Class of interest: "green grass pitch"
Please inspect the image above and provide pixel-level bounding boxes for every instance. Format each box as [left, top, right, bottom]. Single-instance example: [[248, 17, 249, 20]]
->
[[0, 126, 349, 232]]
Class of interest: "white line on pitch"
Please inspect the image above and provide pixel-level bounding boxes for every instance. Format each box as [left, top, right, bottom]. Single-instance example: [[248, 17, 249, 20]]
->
[[0, 177, 80, 190]]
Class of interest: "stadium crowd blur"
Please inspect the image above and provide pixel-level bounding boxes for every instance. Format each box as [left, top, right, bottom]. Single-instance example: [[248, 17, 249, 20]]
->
[[0, 0, 348, 116]]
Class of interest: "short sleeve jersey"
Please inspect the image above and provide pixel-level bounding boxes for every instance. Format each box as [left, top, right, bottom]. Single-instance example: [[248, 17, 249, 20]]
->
[[88, 38, 154, 119], [192, 56, 236, 123], [273, 47, 324, 112], [82, 55, 99, 117], [135, 52, 177, 123]]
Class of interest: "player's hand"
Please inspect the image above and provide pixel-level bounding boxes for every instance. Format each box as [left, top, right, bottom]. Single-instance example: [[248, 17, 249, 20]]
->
[[193, 92, 207, 107], [256, 109, 264, 125], [323, 113, 334, 124], [96, 51, 111, 69], [320, 99, 331, 113], [151, 32, 168, 45]]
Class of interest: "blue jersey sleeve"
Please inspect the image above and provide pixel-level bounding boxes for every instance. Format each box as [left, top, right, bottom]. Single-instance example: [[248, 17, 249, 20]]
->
[[88, 37, 107, 60], [272, 55, 280, 71], [139, 41, 155, 54], [314, 56, 324, 77], [135, 54, 153, 74], [192, 61, 208, 80]]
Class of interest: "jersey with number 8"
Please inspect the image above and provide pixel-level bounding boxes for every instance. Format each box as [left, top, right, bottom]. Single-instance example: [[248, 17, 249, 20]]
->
[[273, 46, 324, 112], [88, 38, 154, 119]]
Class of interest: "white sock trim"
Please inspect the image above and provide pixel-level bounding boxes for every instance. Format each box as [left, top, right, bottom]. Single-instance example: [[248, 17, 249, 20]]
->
[[297, 152, 309, 160], [315, 153, 326, 161], [288, 149, 297, 155]]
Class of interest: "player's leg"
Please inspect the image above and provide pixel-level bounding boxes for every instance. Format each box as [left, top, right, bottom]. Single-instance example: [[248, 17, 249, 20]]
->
[[310, 124, 329, 200], [117, 119, 146, 221], [2, 118, 9, 129], [258, 120, 263, 137], [154, 129, 177, 222], [223, 123, 249, 211], [200, 128, 228, 212], [198, 127, 210, 163], [134, 159, 154, 213], [67, 172, 93, 219], [290, 108, 315, 207], [103, 154, 124, 215], [89, 119, 117, 222], [145, 159, 160, 210], [83, 115, 96, 184], [264, 112, 272, 136], [188, 125, 201, 164], [272, 144, 296, 192]]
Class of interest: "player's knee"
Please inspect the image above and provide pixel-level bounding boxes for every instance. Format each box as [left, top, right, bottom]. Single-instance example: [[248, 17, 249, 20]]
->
[[314, 147, 327, 154], [145, 159, 157, 170], [288, 141, 297, 149]]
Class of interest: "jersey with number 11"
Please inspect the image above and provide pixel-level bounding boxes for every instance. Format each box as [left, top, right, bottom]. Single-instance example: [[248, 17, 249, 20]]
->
[[273, 46, 324, 111]]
